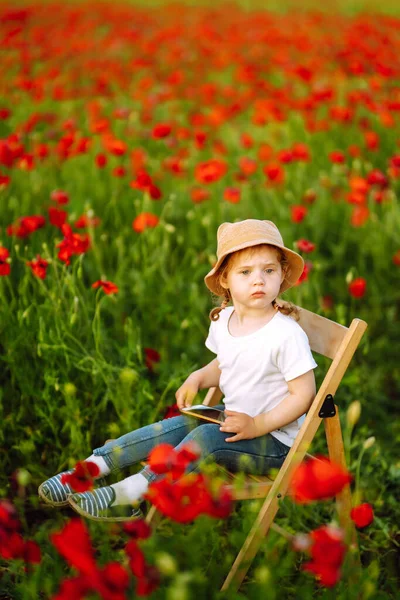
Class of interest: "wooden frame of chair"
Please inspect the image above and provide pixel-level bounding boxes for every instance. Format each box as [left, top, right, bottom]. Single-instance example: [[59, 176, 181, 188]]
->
[[145, 305, 368, 592]]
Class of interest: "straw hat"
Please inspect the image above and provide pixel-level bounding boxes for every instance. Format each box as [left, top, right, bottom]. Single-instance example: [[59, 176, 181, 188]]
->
[[204, 219, 304, 296]]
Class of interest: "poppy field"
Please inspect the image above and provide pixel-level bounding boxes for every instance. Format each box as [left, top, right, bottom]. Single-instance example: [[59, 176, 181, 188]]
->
[[0, 0, 399, 598]]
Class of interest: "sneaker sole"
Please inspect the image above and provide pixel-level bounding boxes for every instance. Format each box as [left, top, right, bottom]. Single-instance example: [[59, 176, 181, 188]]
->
[[68, 496, 144, 522]]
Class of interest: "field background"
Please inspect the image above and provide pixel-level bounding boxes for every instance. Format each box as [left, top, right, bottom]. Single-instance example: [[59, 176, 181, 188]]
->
[[0, 0, 399, 598]]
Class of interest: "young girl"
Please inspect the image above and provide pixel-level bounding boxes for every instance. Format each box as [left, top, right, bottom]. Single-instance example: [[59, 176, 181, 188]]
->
[[39, 218, 317, 521]]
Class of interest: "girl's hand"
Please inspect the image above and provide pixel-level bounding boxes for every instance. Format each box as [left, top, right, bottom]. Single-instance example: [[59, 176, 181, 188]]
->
[[175, 374, 201, 409], [219, 410, 258, 442]]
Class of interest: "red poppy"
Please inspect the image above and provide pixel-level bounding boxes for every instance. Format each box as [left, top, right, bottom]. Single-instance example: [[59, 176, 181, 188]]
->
[[296, 239, 316, 253], [292, 143, 311, 161], [191, 187, 210, 204], [351, 205, 369, 227], [0, 173, 11, 187], [302, 189, 317, 204], [238, 157, 257, 176], [49, 206, 68, 228], [350, 503, 374, 528], [291, 205, 307, 223], [195, 159, 227, 184], [0, 246, 11, 276], [103, 136, 127, 156], [223, 187, 241, 203], [95, 153, 107, 168], [61, 461, 100, 492], [125, 540, 146, 577], [92, 280, 119, 295], [364, 130, 379, 151], [348, 277, 367, 298], [303, 525, 346, 587], [163, 403, 181, 419], [329, 151, 346, 164], [135, 565, 161, 597], [26, 255, 49, 280], [56, 224, 90, 265], [152, 123, 172, 138], [289, 456, 352, 503], [264, 162, 285, 184], [112, 166, 126, 178], [51, 518, 98, 576], [392, 250, 400, 266], [74, 214, 101, 229], [144, 347, 161, 371], [51, 190, 69, 205], [123, 519, 152, 540], [366, 169, 388, 188], [132, 213, 159, 233], [7, 215, 46, 238]]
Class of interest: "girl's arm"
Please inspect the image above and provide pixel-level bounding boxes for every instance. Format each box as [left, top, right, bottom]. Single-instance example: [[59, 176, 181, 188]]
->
[[176, 358, 222, 409], [220, 370, 316, 442]]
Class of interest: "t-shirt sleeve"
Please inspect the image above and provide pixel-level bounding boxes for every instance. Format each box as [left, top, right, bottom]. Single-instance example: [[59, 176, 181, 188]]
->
[[205, 321, 218, 354], [276, 327, 318, 382]]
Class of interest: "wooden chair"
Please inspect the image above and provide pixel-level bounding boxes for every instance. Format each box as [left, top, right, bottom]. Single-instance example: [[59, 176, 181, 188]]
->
[[144, 304, 368, 592]]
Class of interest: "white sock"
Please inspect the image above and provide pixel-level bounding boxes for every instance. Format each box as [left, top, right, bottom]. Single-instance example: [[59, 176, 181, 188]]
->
[[85, 454, 111, 477], [110, 473, 149, 506]]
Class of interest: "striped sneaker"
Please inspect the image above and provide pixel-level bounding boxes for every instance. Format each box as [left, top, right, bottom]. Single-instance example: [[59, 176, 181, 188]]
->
[[38, 471, 74, 507], [68, 486, 144, 522]]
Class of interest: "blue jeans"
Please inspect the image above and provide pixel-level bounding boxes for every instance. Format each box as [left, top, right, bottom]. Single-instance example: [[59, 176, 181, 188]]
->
[[93, 405, 290, 483]]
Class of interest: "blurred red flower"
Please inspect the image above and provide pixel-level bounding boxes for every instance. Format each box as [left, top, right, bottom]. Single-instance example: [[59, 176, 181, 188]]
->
[[350, 503, 374, 528], [152, 123, 172, 138], [191, 187, 210, 204], [95, 153, 107, 168], [329, 151, 346, 164], [348, 277, 367, 298], [264, 162, 285, 184], [61, 461, 100, 492], [223, 187, 241, 203], [49, 206, 68, 228], [51, 190, 69, 205], [0, 500, 41, 564], [0, 247, 11, 276], [56, 224, 90, 265], [294, 261, 312, 285], [291, 205, 307, 223], [74, 214, 101, 229], [351, 205, 369, 227], [144, 347, 161, 371], [163, 403, 181, 419], [195, 159, 227, 184], [392, 250, 400, 266], [296, 239, 315, 253], [26, 255, 49, 280], [303, 525, 346, 587], [147, 443, 200, 480], [290, 456, 352, 503], [92, 280, 119, 295], [123, 519, 152, 540], [7, 215, 46, 238]]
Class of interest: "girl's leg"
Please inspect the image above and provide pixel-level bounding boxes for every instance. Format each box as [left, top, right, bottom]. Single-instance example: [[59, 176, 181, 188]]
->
[[39, 414, 198, 506]]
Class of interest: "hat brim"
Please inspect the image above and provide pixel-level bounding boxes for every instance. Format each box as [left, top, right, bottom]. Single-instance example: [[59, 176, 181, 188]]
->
[[204, 240, 304, 297]]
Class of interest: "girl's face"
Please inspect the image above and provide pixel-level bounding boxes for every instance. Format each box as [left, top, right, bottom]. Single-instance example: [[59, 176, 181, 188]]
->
[[220, 246, 285, 310]]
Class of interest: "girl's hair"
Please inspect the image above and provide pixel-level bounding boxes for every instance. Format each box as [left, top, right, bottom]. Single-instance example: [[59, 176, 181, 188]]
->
[[209, 244, 300, 322]]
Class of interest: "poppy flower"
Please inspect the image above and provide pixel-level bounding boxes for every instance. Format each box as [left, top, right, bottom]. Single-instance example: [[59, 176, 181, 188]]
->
[[392, 250, 400, 266], [264, 162, 285, 184], [125, 540, 146, 578], [238, 157, 257, 176], [61, 461, 100, 492], [26, 255, 49, 280], [350, 503, 374, 528], [152, 123, 172, 138], [366, 169, 388, 188], [56, 224, 90, 265], [144, 347, 161, 371], [163, 403, 181, 419], [51, 190, 69, 205], [92, 280, 119, 295], [48, 206, 68, 228], [348, 277, 366, 298], [291, 205, 308, 223], [7, 215, 46, 238], [112, 166, 126, 178], [190, 187, 210, 204], [51, 518, 98, 576], [0, 173, 11, 188], [95, 153, 107, 168], [223, 187, 241, 203], [302, 525, 346, 588], [296, 239, 316, 253], [123, 519, 152, 540], [289, 456, 352, 503], [364, 131, 379, 151], [195, 159, 227, 184], [292, 143, 311, 161], [329, 151, 346, 164], [74, 214, 101, 229], [351, 206, 369, 227], [0, 247, 11, 276]]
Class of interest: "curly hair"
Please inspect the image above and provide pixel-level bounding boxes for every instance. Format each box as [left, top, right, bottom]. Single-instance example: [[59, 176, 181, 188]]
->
[[208, 244, 300, 322]]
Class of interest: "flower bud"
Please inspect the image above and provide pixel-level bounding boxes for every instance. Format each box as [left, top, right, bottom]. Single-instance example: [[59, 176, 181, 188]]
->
[[16, 468, 31, 487], [64, 383, 77, 397], [363, 436, 375, 450], [346, 401, 361, 427], [119, 368, 139, 387], [155, 552, 177, 576]]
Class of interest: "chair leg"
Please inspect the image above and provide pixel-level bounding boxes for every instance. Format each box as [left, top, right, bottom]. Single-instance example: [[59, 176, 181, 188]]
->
[[324, 407, 361, 569]]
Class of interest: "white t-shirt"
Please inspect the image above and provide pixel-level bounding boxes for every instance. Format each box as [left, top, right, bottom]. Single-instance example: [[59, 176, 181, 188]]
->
[[205, 306, 318, 447]]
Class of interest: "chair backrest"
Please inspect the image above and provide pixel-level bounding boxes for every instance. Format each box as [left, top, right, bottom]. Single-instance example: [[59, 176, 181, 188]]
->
[[281, 303, 347, 360]]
